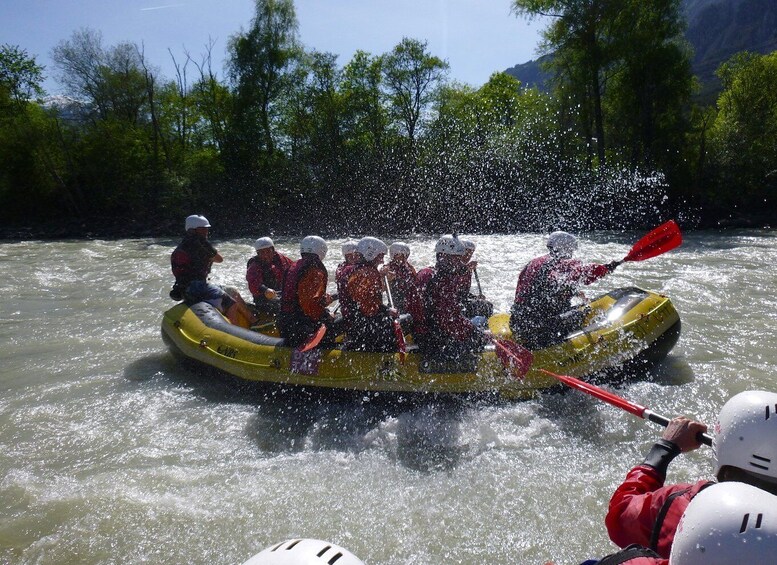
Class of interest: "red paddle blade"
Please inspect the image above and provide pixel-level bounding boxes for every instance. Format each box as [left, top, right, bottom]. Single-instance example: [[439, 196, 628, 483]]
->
[[393, 319, 407, 364], [623, 220, 682, 262], [539, 369, 647, 418], [299, 324, 327, 352], [495, 339, 534, 379]]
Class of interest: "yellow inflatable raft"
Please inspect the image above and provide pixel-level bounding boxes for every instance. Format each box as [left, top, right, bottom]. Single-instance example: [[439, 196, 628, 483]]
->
[[161, 286, 680, 400]]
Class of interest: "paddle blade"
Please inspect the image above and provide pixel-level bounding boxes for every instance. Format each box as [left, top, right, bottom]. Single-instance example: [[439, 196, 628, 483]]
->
[[623, 220, 682, 262], [393, 319, 407, 363], [495, 339, 534, 379], [298, 324, 327, 353]]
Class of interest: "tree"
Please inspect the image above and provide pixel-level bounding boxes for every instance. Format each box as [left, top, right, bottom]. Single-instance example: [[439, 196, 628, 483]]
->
[[0, 44, 44, 105], [513, 0, 619, 166], [51, 29, 149, 123], [341, 50, 388, 152], [605, 0, 694, 172], [227, 0, 301, 160], [707, 51, 777, 221], [0, 46, 77, 221], [381, 37, 449, 143]]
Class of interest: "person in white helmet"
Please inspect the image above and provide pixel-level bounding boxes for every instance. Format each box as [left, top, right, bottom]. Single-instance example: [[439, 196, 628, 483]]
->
[[605, 390, 777, 559], [385, 242, 426, 333], [419, 235, 489, 369], [341, 237, 398, 352], [246, 237, 293, 314], [510, 230, 619, 349], [278, 236, 337, 347], [568, 482, 777, 565], [170, 215, 256, 327], [241, 538, 364, 565]]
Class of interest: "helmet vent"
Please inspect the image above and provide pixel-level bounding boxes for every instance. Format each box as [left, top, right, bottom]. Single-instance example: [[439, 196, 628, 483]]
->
[[316, 545, 331, 557], [740, 512, 764, 533], [750, 453, 771, 471], [284, 539, 302, 551], [327, 552, 344, 564], [766, 404, 777, 420]]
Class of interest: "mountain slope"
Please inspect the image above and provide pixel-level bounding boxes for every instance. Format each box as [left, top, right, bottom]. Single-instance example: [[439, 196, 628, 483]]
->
[[505, 0, 777, 99]]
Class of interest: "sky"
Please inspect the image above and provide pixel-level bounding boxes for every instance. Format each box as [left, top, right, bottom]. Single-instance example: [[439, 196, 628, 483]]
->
[[1, 0, 548, 95]]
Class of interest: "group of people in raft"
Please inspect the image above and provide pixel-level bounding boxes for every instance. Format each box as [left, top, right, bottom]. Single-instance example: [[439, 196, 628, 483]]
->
[[172, 215, 777, 564], [170, 214, 621, 360]]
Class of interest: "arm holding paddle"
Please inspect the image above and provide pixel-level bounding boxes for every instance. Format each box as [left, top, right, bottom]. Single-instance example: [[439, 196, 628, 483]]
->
[[538, 369, 712, 446], [600, 219, 682, 275]]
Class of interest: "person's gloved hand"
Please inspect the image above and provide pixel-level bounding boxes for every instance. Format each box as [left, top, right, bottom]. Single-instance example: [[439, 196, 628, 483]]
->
[[471, 315, 488, 328], [606, 260, 622, 272]]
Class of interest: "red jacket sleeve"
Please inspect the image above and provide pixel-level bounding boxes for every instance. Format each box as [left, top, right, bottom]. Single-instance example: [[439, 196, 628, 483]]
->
[[605, 465, 693, 551], [560, 259, 609, 285], [246, 261, 264, 297]]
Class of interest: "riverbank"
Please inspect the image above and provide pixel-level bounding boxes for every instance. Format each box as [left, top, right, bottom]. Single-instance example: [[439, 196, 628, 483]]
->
[[1, 212, 773, 241]]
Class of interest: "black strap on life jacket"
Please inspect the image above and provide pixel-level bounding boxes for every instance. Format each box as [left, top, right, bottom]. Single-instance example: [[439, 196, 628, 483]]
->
[[596, 544, 661, 564], [649, 481, 714, 552]]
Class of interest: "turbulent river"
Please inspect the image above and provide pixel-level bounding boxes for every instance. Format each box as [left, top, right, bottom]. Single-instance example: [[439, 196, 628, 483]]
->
[[2, 230, 777, 565]]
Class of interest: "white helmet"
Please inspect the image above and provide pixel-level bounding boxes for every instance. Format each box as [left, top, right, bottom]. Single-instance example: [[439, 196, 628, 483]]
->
[[242, 538, 364, 565], [341, 240, 358, 256], [713, 390, 777, 481], [547, 231, 578, 258], [300, 236, 328, 261], [460, 239, 476, 252], [185, 214, 211, 231], [356, 236, 388, 262], [389, 241, 411, 260], [434, 235, 466, 256], [669, 482, 777, 565], [254, 237, 274, 251]]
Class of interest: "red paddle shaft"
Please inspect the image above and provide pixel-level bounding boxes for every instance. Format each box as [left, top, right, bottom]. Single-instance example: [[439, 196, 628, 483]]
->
[[539, 369, 712, 446]]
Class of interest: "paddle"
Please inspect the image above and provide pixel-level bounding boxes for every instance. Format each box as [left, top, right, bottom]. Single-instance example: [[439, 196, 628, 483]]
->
[[492, 337, 534, 379], [384, 276, 407, 363], [539, 369, 713, 446], [622, 220, 682, 263], [473, 268, 485, 299], [298, 324, 326, 353]]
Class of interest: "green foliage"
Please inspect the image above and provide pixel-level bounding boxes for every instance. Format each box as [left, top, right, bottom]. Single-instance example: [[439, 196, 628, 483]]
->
[[227, 0, 301, 162], [381, 37, 449, 142], [1, 3, 774, 234], [0, 44, 45, 103], [706, 51, 777, 221]]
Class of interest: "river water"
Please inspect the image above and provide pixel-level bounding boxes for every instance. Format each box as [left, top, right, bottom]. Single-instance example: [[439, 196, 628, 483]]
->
[[1, 230, 776, 565]]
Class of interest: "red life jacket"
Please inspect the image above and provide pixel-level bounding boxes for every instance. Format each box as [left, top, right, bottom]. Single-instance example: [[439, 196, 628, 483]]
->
[[389, 261, 425, 334], [423, 264, 474, 342], [280, 254, 324, 317], [648, 481, 713, 557], [345, 261, 384, 319], [171, 233, 217, 287], [416, 267, 435, 294], [247, 252, 293, 297], [335, 262, 359, 326]]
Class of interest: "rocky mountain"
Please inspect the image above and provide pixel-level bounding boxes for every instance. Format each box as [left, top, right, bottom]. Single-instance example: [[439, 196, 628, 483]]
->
[[505, 0, 777, 101]]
